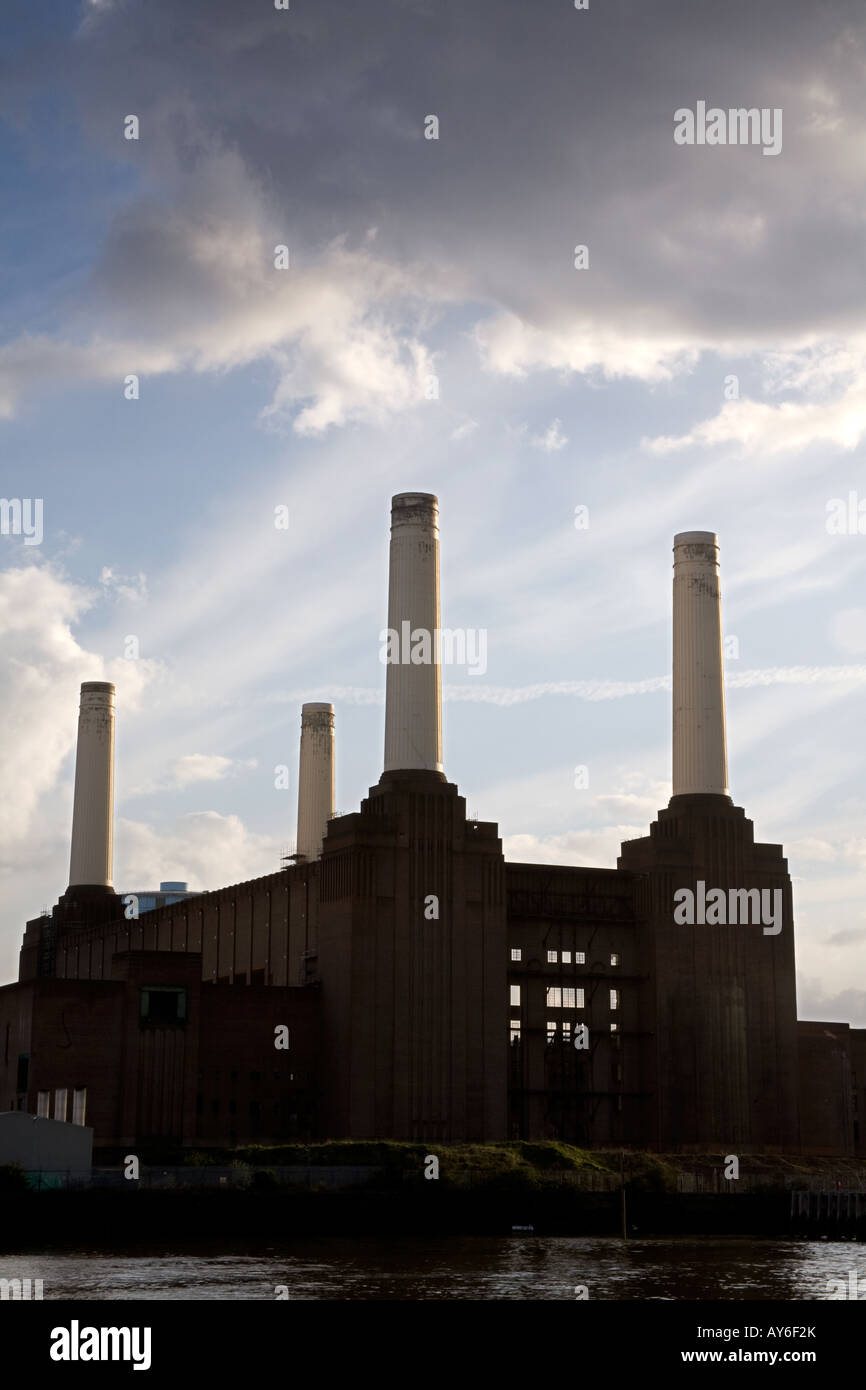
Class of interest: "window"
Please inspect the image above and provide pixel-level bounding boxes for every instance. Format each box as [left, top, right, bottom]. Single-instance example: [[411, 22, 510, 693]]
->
[[36, 1091, 50, 1118], [610, 953, 620, 966], [610, 1022, 619, 1033], [72, 1088, 87, 1127], [562, 950, 571, 964], [510, 985, 521, 1007], [510, 1019, 521, 1043], [555, 988, 585, 1009], [510, 948, 522, 961], [610, 989, 620, 1010], [547, 950, 557, 963], [546, 1021, 557, 1044], [54, 1088, 68, 1122], [575, 951, 585, 964], [562, 1020, 572, 1040], [140, 986, 187, 1025]]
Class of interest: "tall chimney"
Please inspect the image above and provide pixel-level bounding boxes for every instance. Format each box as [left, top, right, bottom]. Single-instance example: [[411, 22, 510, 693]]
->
[[296, 702, 335, 860], [672, 532, 729, 798], [383, 492, 444, 776], [68, 681, 116, 890]]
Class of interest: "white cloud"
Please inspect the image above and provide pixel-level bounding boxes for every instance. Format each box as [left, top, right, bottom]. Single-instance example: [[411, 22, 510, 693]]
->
[[0, 564, 156, 847], [450, 418, 478, 442], [503, 826, 646, 869], [116, 811, 279, 891], [100, 566, 148, 603], [531, 418, 568, 452], [170, 754, 257, 788]]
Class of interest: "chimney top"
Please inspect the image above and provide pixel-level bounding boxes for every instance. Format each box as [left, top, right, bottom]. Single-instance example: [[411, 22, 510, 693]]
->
[[80, 681, 115, 695], [392, 492, 438, 507], [674, 531, 718, 548], [301, 702, 334, 715]]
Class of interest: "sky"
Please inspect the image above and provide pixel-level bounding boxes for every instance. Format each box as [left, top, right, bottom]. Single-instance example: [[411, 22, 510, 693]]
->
[[1, 0, 866, 1022]]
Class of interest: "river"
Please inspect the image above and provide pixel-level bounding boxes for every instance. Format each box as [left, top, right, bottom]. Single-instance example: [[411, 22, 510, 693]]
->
[[0, 1236, 861, 1299]]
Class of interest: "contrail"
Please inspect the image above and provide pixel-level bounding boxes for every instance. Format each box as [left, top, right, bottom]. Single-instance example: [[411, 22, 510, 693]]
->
[[269, 664, 866, 709]]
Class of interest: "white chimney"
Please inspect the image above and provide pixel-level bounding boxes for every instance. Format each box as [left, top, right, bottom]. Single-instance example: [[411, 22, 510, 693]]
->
[[672, 532, 729, 797], [68, 681, 116, 889], [296, 702, 335, 860], [383, 492, 443, 775]]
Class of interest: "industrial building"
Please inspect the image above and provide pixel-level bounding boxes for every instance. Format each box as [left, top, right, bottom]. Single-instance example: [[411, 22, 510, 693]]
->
[[1, 496, 863, 1157]]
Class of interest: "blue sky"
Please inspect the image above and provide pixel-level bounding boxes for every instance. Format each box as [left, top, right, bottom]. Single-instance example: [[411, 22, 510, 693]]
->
[[1, 0, 866, 1025]]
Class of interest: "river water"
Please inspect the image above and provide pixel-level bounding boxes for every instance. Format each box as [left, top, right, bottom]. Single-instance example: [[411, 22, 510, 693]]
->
[[0, 1237, 862, 1299]]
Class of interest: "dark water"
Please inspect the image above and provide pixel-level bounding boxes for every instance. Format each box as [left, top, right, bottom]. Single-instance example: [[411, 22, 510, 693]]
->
[[1, 1238, 862, 1299]]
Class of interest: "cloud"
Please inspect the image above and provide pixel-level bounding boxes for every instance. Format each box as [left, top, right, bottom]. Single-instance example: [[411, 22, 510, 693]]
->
[[503, 827, 647, 869], [170, 754, 257, 788], [99, 566, 148, 603], [0, 564, 156, 847], [450, 419, 478, 442], [263, 664, 866, 710], [796, 979, 866, 1028], [116, 811, 279, 891], [530, 418, 568, 452], [825, 926, 866, 946], [7, 0, 866, 424]]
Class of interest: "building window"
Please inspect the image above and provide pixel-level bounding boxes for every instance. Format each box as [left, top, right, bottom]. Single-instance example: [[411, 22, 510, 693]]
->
[[610, 989, 620, 1010], [510, 1019, 521, 1043], [510, 948, 522, 961], [562, 1021, 572, 1040], [610, 1022, 619, 1033], [554, 988, 585, 1009], [36, 1091, 50, 1118], [54, 1088, 68, 1122], [546, 1021, 557, 1044], [547, 950, 557, 963], [72, 1088, 87, 1127], [610, 953, 620, 966], [576, 951, 586, 964], [140, 986, 187, 1025], [562, 950, 572, 964], [509, 985, 521, 1007]]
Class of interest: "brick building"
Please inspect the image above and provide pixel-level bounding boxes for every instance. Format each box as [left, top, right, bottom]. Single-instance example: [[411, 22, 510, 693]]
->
[[0, 500, 862, 1156]]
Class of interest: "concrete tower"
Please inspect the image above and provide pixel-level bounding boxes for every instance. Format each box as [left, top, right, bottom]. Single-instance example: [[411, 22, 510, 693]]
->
[[68, 681, 116, 891], [296, 702, 335, 861], [383, 492, 443, 777], [672, 531, 729, 798]]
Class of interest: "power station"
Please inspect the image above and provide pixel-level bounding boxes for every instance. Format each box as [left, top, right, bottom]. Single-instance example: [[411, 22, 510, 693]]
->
[[1, 495, 863, 1157]]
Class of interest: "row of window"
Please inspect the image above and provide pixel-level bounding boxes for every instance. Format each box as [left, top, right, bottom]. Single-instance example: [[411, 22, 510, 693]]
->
[[36, 1088, 87, 1126], [510, 949, 620, 966], [508, 986, 620, 1009], [510, 1021, 620, 1042]]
